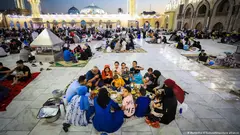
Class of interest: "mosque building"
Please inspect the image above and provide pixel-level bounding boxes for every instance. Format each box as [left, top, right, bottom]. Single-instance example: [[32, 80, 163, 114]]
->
[[161, 0, 240, 32], [0, 0, 164, 30]]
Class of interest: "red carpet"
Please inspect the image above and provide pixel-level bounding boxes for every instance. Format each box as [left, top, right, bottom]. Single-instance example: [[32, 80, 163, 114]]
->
[[0, 72, 40, 111]]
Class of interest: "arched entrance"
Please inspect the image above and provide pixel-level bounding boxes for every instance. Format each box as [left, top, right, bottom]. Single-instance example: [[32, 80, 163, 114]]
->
[[183, 23, 189, 30], [16, 21, 21, 30], [24, 21, 28, 29], [195, 22, 203, 31], [10, 20, 14, 28], [71, 20, 76, 27], [29, 21, 33, 28], [155, 21, 160, 29], [62, 20, 66, 28], [213, 22, 224, 31], [81, 20, 86, 29], [46, 21, 50, 29]]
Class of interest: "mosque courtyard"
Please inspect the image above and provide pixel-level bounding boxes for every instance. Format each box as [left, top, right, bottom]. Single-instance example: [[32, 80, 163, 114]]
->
[[0, 37, 240, 135]]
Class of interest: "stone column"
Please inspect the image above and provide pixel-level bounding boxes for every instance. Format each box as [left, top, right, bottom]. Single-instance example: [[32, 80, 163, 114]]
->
[[28, 0, 43, 29]]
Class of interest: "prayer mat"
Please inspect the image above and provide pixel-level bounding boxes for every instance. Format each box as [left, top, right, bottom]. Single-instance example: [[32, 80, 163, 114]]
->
[[50, 59, 90, 67], [0, 72, 40, 111], [103, 48, 147, 53]]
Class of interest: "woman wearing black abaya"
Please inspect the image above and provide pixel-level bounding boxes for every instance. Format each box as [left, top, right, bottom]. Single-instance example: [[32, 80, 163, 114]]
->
[[146, 70, 165, 93], [160, 79, 178, 125]]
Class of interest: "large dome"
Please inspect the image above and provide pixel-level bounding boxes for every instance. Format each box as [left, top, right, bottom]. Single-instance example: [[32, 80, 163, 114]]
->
[[68, 6, 80, 14], [80, 3, 106, 15]]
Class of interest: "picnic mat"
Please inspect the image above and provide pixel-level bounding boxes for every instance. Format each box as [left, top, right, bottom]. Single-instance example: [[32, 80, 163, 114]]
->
[[50, 59, 90, 67], [0, 72, 40, 111], [103, 48, 147, 53]]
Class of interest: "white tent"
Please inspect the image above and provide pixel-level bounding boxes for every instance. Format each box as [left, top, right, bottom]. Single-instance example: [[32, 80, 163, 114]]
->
[[30, 28, 64, 47]]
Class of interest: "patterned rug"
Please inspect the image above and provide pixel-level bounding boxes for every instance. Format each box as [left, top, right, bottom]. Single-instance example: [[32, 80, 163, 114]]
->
[[50, 59, 91, 67], [0, 72, 40, 111], [103, 48, 147, 53]]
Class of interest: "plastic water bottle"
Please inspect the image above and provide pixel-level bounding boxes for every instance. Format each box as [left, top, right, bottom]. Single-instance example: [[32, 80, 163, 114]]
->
[[179, 108, 183, 114]]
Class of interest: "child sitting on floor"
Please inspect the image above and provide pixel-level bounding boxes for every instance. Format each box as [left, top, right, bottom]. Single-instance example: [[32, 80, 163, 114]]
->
[[111, 75, 125, 91], [142, 68, 154, 89], [145, 93, 164, 128], [135, 87, 151, 117], [122, 86, 135, 118]]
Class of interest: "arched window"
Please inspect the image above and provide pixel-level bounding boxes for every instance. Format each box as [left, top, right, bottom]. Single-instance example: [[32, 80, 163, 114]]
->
[[185, 8, 192, 18], [29, 21, 33, 28], [16, 21, 21, 30], [217, 0, 230, 13], [198, 5, 207, 16], [195, 22, 203, 31]]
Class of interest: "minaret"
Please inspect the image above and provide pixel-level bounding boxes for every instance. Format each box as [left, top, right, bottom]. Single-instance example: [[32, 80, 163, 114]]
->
[[128, 0, 136, 18], [28, 0, 42, 29]]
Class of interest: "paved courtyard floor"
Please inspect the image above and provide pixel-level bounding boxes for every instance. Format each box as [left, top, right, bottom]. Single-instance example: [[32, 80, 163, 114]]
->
[[0, 37, 240, 135]]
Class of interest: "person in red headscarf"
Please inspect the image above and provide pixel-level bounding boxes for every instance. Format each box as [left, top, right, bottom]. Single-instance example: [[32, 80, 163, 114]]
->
[[102, 65, 113, 84], [155, 79, 180, 125]]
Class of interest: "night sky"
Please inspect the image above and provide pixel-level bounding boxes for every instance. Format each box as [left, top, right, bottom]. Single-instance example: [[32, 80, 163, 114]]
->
[[0, 0, 169, 14]]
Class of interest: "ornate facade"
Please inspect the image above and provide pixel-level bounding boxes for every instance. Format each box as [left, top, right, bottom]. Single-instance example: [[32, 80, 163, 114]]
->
[[0, 0, 164, 30], [162, 0, 240, 32]]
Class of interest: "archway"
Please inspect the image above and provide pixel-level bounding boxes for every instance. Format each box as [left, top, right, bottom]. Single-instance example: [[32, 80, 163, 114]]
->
[[10, 20, 14, 28], [183, 23, 189, 30], [81, 20, 86, 29], [46, 21, 50, 29], [29, 21, 33, 28], [16, 21, 20, 30], [155, 21, 160, 29], [62, 20, 66, 28], [212, 22, 224, 31], [195, 22, 203, 31], [24, 21, 28, 29], [185, 8, 192, 18], [198, 4, 207, 17], [53, 20, 58, 26], [217, 0, 230, 13]]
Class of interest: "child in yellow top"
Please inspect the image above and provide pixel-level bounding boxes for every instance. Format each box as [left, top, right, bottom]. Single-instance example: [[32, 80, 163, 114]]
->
[[111, 75, 125, 91]]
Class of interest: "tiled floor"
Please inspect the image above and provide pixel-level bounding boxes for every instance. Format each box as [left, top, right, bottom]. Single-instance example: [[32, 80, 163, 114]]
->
[[0, 37, 240, 135]]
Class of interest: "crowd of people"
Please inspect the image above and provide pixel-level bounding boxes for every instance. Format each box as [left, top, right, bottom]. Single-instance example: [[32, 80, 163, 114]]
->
[[63, 60, 185, 134]]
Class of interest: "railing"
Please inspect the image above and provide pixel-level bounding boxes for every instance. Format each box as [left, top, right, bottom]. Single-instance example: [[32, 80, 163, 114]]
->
[[216, 12, 228, 16]]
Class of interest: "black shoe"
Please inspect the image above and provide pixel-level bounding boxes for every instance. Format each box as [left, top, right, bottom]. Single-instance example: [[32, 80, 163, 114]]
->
[[31, 64, 37, 67], [46, 68, 52, 71], [63, 126, 69, 132], [63, 123, 71, 128], [40, 68, 44, 71], [39, 62, 43, 65]]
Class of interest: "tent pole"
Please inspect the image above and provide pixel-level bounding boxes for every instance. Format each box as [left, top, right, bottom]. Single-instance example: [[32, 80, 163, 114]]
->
[[52, 47, 54, 62]]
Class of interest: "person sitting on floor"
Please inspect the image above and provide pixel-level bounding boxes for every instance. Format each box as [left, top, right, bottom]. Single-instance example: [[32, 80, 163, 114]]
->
[[93, 88, 124, 134], [0, 62, 11, 81], [130, 61, 144, 84], [102, 65, 113, 85], [83, 44, 92, 58], [122, 86, 135, 118], [86, 66, 103, 89], [11, 60, 31, 85], [135, 87, 151, 117], [111, 74, 125, 91], [198, 52, 209, 64], [162, 36, 170, 44], [63, 48, 75, 62], [176, 40, 184, 49], [63, 86, 95, 132], [121, 62, 130, 84], [145, 93, 164, 128], [19, 46, 35, 63], [143, 68, 154, 89], [65, 75, 87, 103]]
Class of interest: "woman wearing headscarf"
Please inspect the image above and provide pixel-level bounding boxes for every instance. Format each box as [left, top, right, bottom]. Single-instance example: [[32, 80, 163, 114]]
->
[[159, 79, 184, 124], [93, 88, 124, 133], [146, 70, 166, 93], [63, 86, 93, 132]]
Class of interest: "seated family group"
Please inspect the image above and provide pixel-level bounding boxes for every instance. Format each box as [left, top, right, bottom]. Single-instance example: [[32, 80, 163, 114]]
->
[[64, 61, 183, 133]]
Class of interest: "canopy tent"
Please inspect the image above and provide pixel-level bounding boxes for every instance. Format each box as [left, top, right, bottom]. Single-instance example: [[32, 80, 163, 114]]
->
[[30, 29, 64, 47]]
